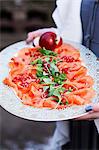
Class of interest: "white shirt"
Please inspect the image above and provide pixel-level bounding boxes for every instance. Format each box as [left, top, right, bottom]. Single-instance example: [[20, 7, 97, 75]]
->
[[53, 0, 82, 43], [52, 0, 99, 133]]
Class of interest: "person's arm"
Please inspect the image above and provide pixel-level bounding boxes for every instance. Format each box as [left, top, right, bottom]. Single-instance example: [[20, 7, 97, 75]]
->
[[76, 104, 99, 133]]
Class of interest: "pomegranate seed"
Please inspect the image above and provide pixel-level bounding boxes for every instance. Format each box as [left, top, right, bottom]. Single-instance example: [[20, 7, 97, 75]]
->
[[36, 79, 40, 83], [25, 52, 31, 56], [50, 57, 52, 62], [20, 82, 29, 88], [62, 56, 74, 62], [22, 58, 25, 61], [62, 68, 69, 74], [11, 58, 14, 61], [14, 62, 19, 66], [62, 98, 66, 104], [47, 64, 50, 68], [29, 74, 34, 79]]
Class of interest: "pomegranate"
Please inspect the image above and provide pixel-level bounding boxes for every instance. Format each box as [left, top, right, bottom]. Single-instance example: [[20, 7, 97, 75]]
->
[[39, 32, 62, 50]]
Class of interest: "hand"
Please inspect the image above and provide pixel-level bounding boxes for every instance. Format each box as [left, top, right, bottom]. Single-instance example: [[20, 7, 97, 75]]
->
[[26, 27, 56, 43], [76, 104, 99, 120]]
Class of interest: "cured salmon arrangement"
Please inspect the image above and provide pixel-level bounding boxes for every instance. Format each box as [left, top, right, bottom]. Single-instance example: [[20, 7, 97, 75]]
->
[[3, 32, 95, 109]]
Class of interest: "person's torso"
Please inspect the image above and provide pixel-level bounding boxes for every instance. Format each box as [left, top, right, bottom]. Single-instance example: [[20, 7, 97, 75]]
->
[[81, 0, 99, 57]]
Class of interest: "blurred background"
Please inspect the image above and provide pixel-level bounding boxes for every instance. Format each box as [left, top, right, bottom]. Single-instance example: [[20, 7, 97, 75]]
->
[[0, 0, 99, 150], [0, 0, 55, 50]]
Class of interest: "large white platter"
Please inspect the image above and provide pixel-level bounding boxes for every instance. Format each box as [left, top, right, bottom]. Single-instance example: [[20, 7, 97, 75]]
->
[[0, 41, 99, 121]]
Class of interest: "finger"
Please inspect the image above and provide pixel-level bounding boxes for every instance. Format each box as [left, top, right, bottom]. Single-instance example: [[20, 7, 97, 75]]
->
[[26, 29, 47, 43], [76, 112, 99, 120], [26, 32, 38, 43], [92, 103, 99, 112]]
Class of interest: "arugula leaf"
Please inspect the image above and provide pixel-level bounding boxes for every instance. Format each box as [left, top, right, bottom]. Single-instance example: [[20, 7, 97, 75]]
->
[[45, 57, 50, 62], [68, 88, 73, 92], [43, 71, 48, 76], [55, 99, 63, 104], [41, 75, 49, 79], [46, 64, 51, 75], [54, 77, 62, 84], [50, 62, 59, 72], [66, 101, 69, 105], [48, 85, 65, 98], [36, 64, 43, 77], [50, 62, 59, 77], [43, 86, 49, 92], [30, 58, 43, 65], [57, 59, 63, 63], [59, 87, 65, 92], [49, 85, 55, 96], [36, 70, 43, 77], [39, 48, 57, 56], [53, 73, 66, 84], [66, 88, 73, 94], [37, 64, 43, 71], [43, 78, 52, 83], [51, 68, 56, 76], [52, 97, 59, 101], [30, 59, 38, 65], [37, 59, 43, 64], [53, 89, 61, 98], [38, 75, 55, 84], [48, 84, 66, 107], [59, 73, 66, 81], [39, 75, 48, 82], [52, 59, 57, 64]]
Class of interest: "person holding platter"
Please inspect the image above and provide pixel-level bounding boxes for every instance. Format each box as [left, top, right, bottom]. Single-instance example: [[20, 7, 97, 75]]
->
[[26, 0, 99, 149]]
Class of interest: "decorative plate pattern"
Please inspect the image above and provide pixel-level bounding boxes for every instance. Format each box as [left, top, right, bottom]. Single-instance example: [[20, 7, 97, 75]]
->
[[0, 41, 99, 121]]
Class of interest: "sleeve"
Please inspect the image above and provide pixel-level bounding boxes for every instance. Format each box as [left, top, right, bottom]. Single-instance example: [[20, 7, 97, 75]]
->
[[94, 119, 99, 133], [52, 0, 82, 43]]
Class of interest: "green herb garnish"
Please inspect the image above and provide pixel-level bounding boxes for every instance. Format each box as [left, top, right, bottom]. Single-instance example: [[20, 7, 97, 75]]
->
[[36, 64, 43, 77], [54, 73, 66, 84], [49, 85, 65, 99], [52, 59, 57, 64], [55, 99, 63, 104], [50, 62, 59, 72], [37, 59, 43, 64], [43, 78, 52, 83], [43, 86, 49, 92], [65, 87, 73, 94], [30, 58, 43, 65], [68, 88, 73, 92], [39, 48, 57, 56], [66, 101, 69, 105]]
